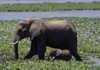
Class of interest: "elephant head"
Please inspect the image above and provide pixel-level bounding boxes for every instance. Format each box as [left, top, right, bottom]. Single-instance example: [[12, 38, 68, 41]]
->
[[10, 17, 42, 59], [48, 49, 62, 60]]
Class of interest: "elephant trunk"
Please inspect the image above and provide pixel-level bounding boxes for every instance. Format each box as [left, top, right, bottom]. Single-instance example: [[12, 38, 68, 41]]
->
[[14, 43, 18, 59], [13, 35, 20, 59], [10, 40, 19, 59]]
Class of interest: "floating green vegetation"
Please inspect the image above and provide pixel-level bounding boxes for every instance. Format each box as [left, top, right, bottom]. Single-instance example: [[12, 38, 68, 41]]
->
[[0, 2, 100, 12], [0, 17, 100, 70]]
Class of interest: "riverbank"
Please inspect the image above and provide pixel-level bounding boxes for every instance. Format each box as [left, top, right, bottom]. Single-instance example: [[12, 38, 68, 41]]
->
[[0, 2, 100, 12]]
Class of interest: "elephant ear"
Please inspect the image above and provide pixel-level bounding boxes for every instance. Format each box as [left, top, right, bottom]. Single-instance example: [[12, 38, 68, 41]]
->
[[55, 49, 62, 56], [26, 18, 42, 40]]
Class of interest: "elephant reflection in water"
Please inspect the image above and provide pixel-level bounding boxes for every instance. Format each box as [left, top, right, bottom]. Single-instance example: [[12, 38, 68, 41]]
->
[[10, 17, 82, 61]]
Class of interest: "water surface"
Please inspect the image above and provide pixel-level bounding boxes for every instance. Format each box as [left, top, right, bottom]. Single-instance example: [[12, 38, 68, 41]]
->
[[89, 56, 100, 66], [0, 11, 100, 20]]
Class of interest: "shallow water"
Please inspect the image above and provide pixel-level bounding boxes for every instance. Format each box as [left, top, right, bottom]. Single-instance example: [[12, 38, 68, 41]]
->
[[0, 11, 100, 20], [71, 56, 100, 66], [0, 0, 100, 5], [89, 56, 100, 66]]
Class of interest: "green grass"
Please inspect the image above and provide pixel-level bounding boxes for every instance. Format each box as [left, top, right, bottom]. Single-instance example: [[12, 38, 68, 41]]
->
[[0, 2, 100, 12], [0, 17, 100, 70]]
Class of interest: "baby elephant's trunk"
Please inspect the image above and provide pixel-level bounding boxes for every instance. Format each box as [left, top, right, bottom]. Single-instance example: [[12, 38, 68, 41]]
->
[[47, 54, 50, 60], [66, 51, 72, 61]]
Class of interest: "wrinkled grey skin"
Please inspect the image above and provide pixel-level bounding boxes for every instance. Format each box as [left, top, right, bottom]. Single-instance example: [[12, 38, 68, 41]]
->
[[12, 17, 82, 61], [48, 49, 72, 61]]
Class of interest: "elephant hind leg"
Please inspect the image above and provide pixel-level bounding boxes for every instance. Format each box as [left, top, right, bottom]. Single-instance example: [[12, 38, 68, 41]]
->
[[67, 39, 82, 61], [70, 50, 82, 61], [68, 46, 82, 61]]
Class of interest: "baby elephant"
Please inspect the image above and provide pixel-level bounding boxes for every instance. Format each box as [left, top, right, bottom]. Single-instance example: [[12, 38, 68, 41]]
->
[[48, 49, 72, 61]]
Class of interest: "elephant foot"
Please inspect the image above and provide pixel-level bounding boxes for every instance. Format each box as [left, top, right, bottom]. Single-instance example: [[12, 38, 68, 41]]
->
[[38, 55, 44, 60], [74, 55, 82, 61], [38, 57, 44, 60], [24, 54, 33, 60], [76, 57, 82, 61]]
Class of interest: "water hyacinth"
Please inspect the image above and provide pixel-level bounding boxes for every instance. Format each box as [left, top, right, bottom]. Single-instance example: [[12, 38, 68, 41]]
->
[[0, 37, 2, 39], [24, 62, 26, 65], [32, 68, 34, 70], [50, 58, 54, 61], [95, 42, 98, 45], [8, 67, 10, 69], [26, 68, 28, 70], [29, 61, 31, 63], [25, 48, 30, 52], [0, 18, 100, 69], [44, 60, 46, 63], [98, 36, 100, 39], [3, 54, 6, 56]]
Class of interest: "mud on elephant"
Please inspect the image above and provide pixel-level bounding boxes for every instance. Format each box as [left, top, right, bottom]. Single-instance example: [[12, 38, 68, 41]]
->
[[10, 17, 82, 61]]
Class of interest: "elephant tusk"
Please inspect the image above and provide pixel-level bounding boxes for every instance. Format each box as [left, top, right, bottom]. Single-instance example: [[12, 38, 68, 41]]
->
[[9, 41, 18, 45]]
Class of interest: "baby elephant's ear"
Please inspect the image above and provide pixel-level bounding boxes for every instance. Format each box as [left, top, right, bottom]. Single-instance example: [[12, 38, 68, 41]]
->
[[55, 49, 61, 56]]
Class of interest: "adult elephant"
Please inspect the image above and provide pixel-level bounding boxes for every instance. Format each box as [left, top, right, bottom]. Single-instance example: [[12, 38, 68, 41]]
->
[[10, 17, 82, 61]]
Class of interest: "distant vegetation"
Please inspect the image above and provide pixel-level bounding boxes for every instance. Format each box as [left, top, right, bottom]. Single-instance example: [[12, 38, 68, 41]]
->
[[0, 2, 100, 12]]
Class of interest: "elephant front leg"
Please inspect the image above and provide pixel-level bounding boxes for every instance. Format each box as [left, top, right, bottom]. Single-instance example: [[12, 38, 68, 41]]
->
[[37, 45, 46, 60], [24, 41, 37, 60]]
